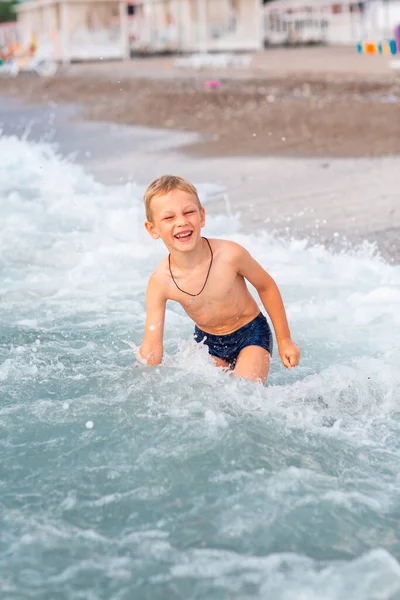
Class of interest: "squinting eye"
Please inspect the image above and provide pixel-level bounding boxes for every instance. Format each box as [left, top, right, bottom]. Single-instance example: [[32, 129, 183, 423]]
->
[[185, 211, 194, 215], [164, 216, 173, 220]]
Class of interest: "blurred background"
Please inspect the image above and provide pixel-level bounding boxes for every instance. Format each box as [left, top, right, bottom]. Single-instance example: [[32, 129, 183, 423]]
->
[[1, 0, 400, 61]]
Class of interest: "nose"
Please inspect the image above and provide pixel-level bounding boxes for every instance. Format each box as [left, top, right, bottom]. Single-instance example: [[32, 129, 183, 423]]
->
[[176, 213, 189, 227]]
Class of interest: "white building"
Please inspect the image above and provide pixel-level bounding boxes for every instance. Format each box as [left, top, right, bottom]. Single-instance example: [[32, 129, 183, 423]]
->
[[263, 0, 400, 46], [127, 0, 262, 53], [0, 21, 20, 49], [13, 0, 400, 62], [16, 0, 130, 62], [14, 0, 262, 60]]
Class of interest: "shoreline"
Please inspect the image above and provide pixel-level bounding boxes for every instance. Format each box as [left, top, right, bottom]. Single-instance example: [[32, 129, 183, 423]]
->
[[1, 48, 399, 262], [0, 69, 399, 159]]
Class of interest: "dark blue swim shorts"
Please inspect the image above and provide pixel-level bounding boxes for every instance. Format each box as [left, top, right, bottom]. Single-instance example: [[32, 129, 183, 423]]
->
[[194, 312, 273, 366]]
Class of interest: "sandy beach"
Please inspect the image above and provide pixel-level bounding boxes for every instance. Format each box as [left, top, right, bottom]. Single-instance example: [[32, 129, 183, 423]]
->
[[1, 47, 400, 158], [1, 46, 399, 259]]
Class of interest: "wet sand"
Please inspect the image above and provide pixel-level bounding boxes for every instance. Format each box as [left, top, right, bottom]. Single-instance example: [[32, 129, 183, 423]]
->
[[1, 56, 399, 159]]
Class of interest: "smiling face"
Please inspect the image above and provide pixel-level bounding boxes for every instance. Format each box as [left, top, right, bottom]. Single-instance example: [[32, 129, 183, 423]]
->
[[145, 189, 205, 252]]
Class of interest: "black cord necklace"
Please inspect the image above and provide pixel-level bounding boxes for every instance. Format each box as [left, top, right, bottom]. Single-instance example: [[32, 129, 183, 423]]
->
[[168, 237, 213, 305]]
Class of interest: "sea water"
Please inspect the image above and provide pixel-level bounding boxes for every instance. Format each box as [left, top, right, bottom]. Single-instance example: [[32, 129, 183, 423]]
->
[[1, 136, 400, 600]]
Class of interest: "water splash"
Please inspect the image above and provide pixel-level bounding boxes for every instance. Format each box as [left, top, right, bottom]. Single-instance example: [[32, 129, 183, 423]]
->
[[1, 137, 400, 599]]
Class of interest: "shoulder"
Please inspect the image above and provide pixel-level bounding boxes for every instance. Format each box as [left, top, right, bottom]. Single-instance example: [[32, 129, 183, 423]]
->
[[209, 238, 250, 263], [152, 257, 170, 279], [147, 258, 171, 297]]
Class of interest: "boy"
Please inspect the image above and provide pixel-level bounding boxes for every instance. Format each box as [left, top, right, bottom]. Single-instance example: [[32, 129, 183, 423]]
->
[[138, 175, 300, 384]]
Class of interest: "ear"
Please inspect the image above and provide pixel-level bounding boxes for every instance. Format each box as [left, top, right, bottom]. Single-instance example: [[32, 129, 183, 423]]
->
[[144, 220, 160, 239], [200, 207, 206, 228]]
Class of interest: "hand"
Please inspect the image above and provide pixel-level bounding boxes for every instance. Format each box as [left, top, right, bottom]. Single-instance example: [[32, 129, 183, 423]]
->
[[278, 337, 300, 370]]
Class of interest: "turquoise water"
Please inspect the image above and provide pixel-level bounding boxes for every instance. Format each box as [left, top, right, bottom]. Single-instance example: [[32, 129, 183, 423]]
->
[[1, 137, 400, 600]]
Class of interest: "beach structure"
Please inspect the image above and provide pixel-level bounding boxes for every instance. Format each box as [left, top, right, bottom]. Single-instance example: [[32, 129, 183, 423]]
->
[[263, 0, 400, 46], [12, 0, 400, 60], [15, 0, 130, 62], [124, 0, 400, 54], [0, 21, 20, 49], [127, 0, 262, 54]]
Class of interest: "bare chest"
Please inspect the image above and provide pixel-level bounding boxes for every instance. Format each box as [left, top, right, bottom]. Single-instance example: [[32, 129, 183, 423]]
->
[[168, 265, 237, 308]]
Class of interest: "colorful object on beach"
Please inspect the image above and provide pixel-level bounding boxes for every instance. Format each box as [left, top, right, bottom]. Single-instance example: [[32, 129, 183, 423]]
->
[[205, 80, 222, 89], [357, 40, 399, 56]]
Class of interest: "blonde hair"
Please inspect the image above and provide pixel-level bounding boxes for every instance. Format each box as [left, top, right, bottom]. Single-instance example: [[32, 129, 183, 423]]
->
[[144, 175, 202, 222]]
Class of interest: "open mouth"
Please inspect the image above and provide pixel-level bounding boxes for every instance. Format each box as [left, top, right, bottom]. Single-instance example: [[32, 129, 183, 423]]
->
[[174, 231, 193, 241]]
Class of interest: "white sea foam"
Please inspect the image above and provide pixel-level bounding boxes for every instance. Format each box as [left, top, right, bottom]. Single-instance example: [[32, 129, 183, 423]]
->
[[1, 136, 400, 599]]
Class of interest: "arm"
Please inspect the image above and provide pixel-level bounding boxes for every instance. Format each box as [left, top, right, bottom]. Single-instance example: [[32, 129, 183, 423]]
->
[[138, 273, 166, 366], [234, 244, 300, 369]]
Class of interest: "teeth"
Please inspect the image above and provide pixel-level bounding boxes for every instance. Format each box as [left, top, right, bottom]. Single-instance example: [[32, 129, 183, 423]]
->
[[176, 232, 191, 239]]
